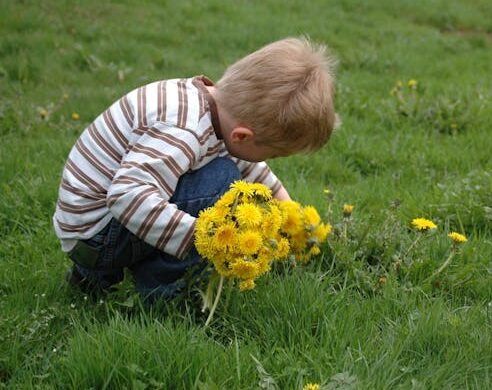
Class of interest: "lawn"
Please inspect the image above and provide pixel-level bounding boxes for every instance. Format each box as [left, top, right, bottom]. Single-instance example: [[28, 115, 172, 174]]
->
[[1, 0, 491, 388]]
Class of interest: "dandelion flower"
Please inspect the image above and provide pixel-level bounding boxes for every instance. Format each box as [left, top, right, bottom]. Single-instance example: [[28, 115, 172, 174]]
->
[[231, 259, 260, 280], [314, 223, 332, 242], [213, 223, 237, 250], [343, 203, 354, 216], [275, 238, 290, 260], [236, 203, 263, 227], [411, 218, 437, 231], [71, 112, 80, 120], [407, 79, 418, 88], [239, 279, 256, 291], [249, 182, 272, 199], [448, 232, 467, 243], [303, 383, 320, 390], [230, 180, 255, 197], [280, 201, 303, 235], [304, 206, 321, 226], [237, 230, 263, 255]]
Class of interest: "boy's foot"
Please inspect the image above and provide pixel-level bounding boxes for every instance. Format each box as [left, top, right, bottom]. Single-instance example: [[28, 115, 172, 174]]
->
[[65, 266, 92, 294]]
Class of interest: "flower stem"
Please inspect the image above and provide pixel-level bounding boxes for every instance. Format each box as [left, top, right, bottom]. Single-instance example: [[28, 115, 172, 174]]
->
[[429, 251, 456, 280], [403, 234, 421, 260], [204, 275, 225, 327]]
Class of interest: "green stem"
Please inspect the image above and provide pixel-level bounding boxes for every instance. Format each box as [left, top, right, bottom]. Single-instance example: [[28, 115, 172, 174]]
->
[[204, 275, 225, 327], [403, 234, 421, 260], [429, 251, 456, 280], [201, 271, 216, 313]]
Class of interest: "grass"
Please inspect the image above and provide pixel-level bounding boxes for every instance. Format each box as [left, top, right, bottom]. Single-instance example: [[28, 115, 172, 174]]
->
[[1, 0, 491, 388]]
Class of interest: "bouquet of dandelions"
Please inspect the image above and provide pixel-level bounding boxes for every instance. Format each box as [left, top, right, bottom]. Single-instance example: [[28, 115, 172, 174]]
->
[[195, 180, 331, 326]]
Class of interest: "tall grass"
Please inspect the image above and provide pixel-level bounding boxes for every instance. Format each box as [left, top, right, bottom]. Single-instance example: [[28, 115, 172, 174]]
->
[[1, 0, 491, 388]]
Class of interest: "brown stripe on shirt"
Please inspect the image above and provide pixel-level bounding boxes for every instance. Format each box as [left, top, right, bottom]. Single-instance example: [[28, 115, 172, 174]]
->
[[112, 174, 151, 187], [156, 210, 184, 250], [137, 86, 147, 127], [120, 187, 159, 226], [120, 161, 173, 196], [177, 79, 188, 129], [271, 180, 282, 196], [131, 143, 182, 178], [147, 127, 196, 166], [103, 110, 127, 149], [157, 80, 167, 122], [119, 96, 134, 128], [66, 158, 106, 194], [136, 200, 167, 240], [199, 126, 215, 145], [253, 165, 271, 184], [241, 163, 256, 178], [56, 217, 104, 233], [176, 220, 195, 259], [61, 180, 105, 200], [198, 92, 206, 120], [57, 199, 107, 214], [75, 139, 114, 179], [87, 123, 122, 163]]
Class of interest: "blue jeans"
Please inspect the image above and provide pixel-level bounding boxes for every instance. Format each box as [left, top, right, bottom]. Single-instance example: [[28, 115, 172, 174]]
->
[[69, 157, 241, 300]]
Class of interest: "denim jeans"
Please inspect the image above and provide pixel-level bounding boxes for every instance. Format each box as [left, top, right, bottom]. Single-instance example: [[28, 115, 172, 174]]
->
[[69, 157, 241, 300]]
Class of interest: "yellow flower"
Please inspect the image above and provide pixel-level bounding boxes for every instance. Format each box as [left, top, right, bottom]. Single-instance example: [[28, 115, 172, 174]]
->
[[304, 206, 321, 226], [343, 204, 354, 216], [411, 217, 437, 231], [314, 223, 332, 242], [249, 182, 273, 200], [261, 205, 282, 233], [230, 180, 255, 197], [280, 201, 303, 235], [214, 190, 237, 208], [213, 223, 237, 250], [407, 79, 418, 88], [309, 246, 321, 256], [275, 238, 290, 260], [302, 384, 320, 390], [235, 203, 263, 227], [396, 80, 403, 88], [213, 258, 234, 277], [448, 232, 467, 243], [39, 108, 49, 120], [71, 112, 80, 120], [237, 230, 263, 255], [231, 259, 260, 280], [239, 279, 256, 291]]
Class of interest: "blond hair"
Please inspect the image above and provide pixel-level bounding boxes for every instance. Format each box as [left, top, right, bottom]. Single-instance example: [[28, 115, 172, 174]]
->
[[216, 37, 337, 153]]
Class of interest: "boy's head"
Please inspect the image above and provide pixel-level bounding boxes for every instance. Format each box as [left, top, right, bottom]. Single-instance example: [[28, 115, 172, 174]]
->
[[215, 37, 338, 158]]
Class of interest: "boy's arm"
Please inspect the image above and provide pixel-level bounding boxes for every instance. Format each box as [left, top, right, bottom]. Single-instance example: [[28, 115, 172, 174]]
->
[[106, 124, 200, 259], [274, 185, 291, 201]]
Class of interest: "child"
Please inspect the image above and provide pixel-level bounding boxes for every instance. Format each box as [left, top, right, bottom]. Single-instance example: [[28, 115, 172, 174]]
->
[[53, 37, 338, 300]]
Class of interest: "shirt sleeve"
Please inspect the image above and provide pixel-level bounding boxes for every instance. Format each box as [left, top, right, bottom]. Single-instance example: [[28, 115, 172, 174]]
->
[[106, 123, 200, 259], [228, 158, 283, 196]]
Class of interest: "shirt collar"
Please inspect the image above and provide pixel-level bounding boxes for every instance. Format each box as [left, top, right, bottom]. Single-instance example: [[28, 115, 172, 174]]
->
[[192, 75, 223, 139]]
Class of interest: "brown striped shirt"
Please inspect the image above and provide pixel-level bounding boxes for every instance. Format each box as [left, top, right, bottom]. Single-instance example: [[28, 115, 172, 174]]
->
[[53, 76, 282, 258]]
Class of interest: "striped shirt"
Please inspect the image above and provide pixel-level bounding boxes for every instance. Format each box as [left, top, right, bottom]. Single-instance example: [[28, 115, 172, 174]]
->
[[53, 76, 282, 258]]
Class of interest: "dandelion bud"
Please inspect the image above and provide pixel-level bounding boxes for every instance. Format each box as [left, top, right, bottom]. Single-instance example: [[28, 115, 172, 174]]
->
[[342, 204, 354, 217]]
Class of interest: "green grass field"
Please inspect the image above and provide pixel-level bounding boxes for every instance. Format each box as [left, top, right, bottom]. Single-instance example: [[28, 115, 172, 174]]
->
[[1, 0, 491, 388]]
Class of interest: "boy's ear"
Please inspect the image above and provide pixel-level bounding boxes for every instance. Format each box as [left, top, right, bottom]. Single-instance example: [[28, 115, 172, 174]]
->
[[230, 126, 254, 143]]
